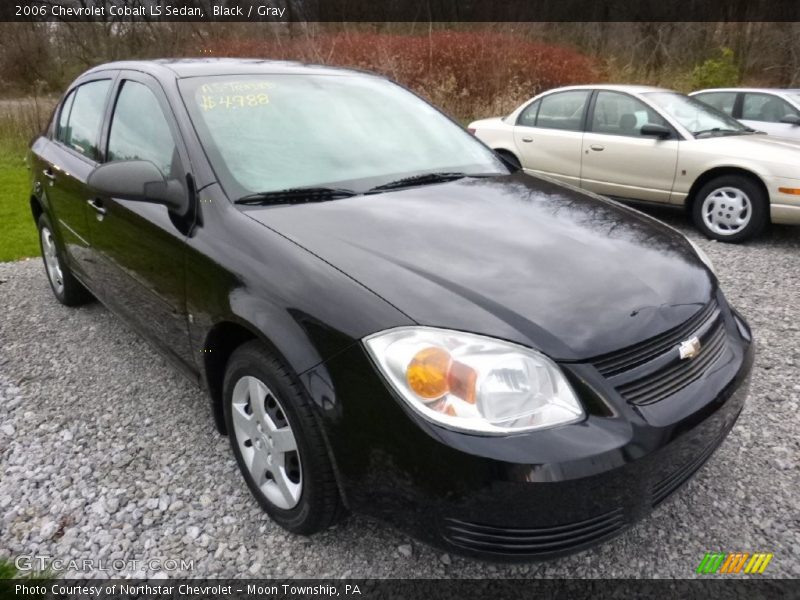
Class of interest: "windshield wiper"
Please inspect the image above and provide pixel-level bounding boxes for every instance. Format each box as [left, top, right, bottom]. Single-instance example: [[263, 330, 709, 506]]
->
[[692, 127, 746, 138], [366, 172, 468, 193], [234, 186, 358, 205]]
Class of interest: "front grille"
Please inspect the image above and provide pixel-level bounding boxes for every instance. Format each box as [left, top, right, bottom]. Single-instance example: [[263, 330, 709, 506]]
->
[[442, 508, 624, 556], [651, 424, 730, 506], [617, 318, 728, 406], [593, 300, 719, 377]]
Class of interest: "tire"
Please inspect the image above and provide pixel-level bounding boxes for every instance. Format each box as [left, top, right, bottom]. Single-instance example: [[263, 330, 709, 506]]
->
[[222, 340, 343, 534], [37, 213, 92, 306], [496, 149, 522, 170], [691, 175, 768, 243]]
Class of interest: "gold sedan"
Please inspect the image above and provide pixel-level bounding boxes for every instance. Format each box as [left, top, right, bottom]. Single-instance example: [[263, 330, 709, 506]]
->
[[469, 85, 800, 242]]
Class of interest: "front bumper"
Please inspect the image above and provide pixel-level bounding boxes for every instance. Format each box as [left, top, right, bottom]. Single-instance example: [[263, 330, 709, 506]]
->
[[302, 296, 753, 560], [767, 175, 800, 225]]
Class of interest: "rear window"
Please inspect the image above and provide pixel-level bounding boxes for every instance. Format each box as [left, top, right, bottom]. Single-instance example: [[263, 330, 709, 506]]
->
[[533, 90, 590, 132], [693, 92, 737, 116], [56, 79, 111, 160], [56, 90, 76, 144]]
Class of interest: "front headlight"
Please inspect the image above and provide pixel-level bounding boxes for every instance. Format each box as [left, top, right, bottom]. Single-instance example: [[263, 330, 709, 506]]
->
[[363, 327, 584, 434]]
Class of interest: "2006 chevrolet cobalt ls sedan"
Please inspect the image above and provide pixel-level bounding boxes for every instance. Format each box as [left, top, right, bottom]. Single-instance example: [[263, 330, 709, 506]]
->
[[28, 59, 753, 560]]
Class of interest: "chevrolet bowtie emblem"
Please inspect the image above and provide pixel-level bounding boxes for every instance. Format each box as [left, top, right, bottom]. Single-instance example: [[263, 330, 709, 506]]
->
[[679, 336, 702, 360]]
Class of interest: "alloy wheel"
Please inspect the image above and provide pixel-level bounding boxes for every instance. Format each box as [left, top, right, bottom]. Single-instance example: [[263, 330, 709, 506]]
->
[[231, 375, 302, 510], [701, 187, 752, 236], [41, 226, 64, 295]]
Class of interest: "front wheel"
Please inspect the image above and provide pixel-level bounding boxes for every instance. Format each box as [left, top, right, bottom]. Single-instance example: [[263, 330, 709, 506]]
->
[[223, 341, 344, 534], [691, 175, 768, 243]]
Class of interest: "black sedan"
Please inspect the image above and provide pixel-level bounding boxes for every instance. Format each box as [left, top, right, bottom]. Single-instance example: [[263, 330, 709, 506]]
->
[[27, 59, 753, 560]]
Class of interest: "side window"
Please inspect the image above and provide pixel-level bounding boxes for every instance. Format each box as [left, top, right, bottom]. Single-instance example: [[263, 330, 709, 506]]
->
[[742, 93, 800, 123], [694, 92, 737, 116], [56, 90, 76, 144], [534, 91, 590, 131], [590, 91, 670, 138], [517, 100, 540, 127], [107, 80, 177, 176], [62, 80, 111, 160]]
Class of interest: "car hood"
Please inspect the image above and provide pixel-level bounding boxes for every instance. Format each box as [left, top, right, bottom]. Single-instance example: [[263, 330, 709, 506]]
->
[[689, 132, 800, 164], [245, 174, 715, 361]]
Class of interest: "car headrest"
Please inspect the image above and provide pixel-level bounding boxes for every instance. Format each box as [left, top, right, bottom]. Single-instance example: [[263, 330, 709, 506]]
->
[[760, 99, 784, 121], [619, 113, 637, 132]]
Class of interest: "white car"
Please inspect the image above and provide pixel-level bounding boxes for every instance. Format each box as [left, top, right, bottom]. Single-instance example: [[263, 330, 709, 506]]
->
[[691, 88, 800, 139], [469, 84, 800, 242]]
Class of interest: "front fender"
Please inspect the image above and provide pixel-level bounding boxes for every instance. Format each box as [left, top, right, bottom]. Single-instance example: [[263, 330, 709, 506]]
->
[[675, 159, 771, 199], [184, 184, 413, 426]]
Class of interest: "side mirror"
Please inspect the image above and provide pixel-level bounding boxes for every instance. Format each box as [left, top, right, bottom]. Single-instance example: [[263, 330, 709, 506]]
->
[[640, 123, 672, 139], [87, 160, 188, 214], [779, 114, 800, 125]]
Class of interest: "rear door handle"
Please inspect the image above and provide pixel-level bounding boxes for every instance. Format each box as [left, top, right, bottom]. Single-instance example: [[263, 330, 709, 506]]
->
[[87, 198, 106, 216], [590, 144, 605, 151], [521, 137, 533, 143], [42, 168, 56, 180]]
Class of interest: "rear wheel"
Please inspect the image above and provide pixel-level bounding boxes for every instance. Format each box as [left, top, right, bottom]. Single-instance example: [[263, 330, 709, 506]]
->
[[37, 213, 92, 306], [223, 341, 343, 534], [692, 175, 767, 243]]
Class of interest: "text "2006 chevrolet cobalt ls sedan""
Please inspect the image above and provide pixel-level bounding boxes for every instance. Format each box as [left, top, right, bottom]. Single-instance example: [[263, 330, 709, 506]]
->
[[28, 59, 753, 560]]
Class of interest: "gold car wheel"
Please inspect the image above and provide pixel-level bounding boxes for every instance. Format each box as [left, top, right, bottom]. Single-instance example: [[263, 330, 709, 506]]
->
[[701, 187, 752, 236]]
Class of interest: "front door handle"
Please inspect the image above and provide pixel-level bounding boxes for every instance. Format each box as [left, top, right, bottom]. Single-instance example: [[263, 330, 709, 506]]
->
[[87, 198, 106, 216], [521, 137, 533, 143], [42, 168, 56, 181], [590, 144, 605, 151]]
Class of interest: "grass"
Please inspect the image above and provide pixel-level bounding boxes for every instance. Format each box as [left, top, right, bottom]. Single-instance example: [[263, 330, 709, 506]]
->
[[0, 97, 54, 262], [0, 557, 17, 578], [0, 140, 37, 262], [1, 557, 54, 596]]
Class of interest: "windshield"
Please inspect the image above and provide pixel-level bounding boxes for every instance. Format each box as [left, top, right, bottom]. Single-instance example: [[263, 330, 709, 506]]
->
[[179, 74, 506, 198], [644, 92, 749, 137]]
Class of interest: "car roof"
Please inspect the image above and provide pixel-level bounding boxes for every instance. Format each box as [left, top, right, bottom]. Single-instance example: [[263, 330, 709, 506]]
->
[[541, 84, 672, 95], [82, 58, 372, 80]]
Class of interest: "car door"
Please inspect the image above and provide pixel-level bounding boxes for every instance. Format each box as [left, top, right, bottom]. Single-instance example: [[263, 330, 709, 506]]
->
[[35, 77, 114, 279], [84, 71, 195, 372], [740, 92, 800, 138], [512, 89, 590, 186], [580, 90, 679, 203]]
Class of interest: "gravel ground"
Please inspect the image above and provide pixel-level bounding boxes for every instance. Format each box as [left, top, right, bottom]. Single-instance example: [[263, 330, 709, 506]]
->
[[1, 210, 799, 579]]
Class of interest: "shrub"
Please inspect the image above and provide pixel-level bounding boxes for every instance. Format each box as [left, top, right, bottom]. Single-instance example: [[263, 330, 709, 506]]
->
[[690, 47, 739, 90], [200, 31, 600, 120]]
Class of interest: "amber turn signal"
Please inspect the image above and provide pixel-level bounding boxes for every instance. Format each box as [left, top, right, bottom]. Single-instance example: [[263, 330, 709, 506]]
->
[[778, 187, 800, 195], [406, 346, 451, 400], [406, 346, 477, 405]]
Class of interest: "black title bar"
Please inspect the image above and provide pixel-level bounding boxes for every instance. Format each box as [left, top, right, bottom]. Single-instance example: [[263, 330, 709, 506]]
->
[[1, 578, 797, 600], [2, 0, 800, 22]]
